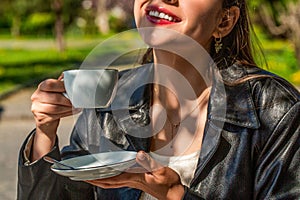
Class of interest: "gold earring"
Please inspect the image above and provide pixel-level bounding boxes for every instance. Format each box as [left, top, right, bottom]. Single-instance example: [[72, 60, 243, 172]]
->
[[215, 34, 223, 53]]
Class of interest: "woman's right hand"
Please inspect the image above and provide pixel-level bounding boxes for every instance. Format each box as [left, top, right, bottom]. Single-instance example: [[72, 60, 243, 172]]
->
[[30, 77, 80, 161]]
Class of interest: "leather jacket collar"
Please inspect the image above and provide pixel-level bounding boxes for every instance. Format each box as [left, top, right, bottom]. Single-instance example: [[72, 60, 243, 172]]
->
[[96, 63, 262, 152], [209, 64, 260, 129]]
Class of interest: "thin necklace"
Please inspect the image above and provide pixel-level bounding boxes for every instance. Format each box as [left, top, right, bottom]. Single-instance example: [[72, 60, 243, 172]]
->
[[167, 119, 180, 149], [166, 88, 210, 148]]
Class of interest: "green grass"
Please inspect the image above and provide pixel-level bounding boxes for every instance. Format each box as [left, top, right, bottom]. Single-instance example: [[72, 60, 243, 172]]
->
[[0, 47, 91, 94], [254, 27, 299, 85], [0, 32, 141, 95]]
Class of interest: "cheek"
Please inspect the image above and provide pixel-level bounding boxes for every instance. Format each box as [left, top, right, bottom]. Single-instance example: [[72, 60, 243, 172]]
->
[[182, 17, 213, 47], [133, 4, 140, 27], [182, 8, 220, 45], [182, 1, 221, 31], [134, 0, 148, 28]]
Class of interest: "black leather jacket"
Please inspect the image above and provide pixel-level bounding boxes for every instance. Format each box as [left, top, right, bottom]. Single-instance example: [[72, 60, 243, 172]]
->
[[18, 64, 300, 199]]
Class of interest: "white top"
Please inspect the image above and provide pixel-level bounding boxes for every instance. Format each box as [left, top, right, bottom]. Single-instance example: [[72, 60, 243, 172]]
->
[[139, 151, 200, 200]]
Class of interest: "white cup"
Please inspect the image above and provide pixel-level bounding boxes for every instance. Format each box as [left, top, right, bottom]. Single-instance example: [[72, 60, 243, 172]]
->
[[63, 69, 118, 108]]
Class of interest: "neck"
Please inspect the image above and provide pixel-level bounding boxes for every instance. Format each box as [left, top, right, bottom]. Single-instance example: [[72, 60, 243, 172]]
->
[[153, 48, 211, 94], [152, 49, 212, 124]]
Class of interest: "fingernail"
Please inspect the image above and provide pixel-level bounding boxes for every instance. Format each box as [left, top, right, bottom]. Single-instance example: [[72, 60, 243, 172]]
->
[[137, 152, 146, 161], [73, 108, 82, 113]]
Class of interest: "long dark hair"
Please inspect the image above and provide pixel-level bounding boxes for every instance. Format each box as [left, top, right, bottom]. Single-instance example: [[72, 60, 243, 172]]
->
[[212, 0, 262, 69], [141, 0, 264, 70]]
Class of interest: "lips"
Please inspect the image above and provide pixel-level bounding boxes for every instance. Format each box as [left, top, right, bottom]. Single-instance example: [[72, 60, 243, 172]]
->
[[145, 5, 182, 25]]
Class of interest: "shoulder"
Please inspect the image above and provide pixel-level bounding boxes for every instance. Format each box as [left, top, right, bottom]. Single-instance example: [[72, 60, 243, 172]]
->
[[242, 65, 300, 131], [222, 63, 300, 105], [243, 67, 300, 170], [245, 66, 300, 109], [213, 64, 299, 129]]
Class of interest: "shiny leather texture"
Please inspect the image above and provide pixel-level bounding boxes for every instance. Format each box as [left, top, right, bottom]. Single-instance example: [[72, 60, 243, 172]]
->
[[18, 64, 300, 199]]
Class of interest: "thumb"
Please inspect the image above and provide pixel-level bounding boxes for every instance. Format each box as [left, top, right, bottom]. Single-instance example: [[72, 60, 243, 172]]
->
[[136, 151, 162, 173], [58, 73, 64, 81]]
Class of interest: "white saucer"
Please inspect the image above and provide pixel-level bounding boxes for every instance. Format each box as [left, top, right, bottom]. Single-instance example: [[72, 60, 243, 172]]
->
[[51, 151, 137, 181]]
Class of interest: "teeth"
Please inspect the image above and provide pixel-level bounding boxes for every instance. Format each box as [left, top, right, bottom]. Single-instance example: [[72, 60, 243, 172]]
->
[[149, 10, 174, 22], [159, 12, 165, 19]]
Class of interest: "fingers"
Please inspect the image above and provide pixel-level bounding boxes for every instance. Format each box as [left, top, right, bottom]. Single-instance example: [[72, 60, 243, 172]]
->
[[31, 78, 79, 129], [85, 153, 184, 199], [32, 79, 70, 106], [136, 151, 181, 185], [85, 167, 182, 199], [32, 101, 73, 115], [85, 172, 144, 189], [58, 73, 64, 81], [136, 151, 163, 173], [38, 78, 66, 93], [31, 92, 71, 109], [32, 109, 80, 124], [85, 180, 124, 189]]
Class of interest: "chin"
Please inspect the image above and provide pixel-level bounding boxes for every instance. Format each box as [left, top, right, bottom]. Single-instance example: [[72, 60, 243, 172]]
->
[[137, 27, 207, 59], [138, 27, 187, 50]]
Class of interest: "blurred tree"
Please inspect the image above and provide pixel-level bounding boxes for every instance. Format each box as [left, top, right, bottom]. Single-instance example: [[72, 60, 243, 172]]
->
[[107, 0, 135, 29], [251, 0, 300, 66], [0, 0, 135, 37], [83, 0, 134, 34], [106, 0, 133, 11], [93, 0, 110, 34], [52, 0, 65, 51], [0, 0, 30, 36]]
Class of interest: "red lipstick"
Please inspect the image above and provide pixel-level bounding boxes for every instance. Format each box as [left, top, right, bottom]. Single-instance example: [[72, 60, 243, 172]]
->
[[145, 5, 181, 25]]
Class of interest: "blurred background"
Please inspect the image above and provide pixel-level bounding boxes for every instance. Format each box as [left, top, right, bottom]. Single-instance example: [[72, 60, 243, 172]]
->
[[0, 0, 299, 199]]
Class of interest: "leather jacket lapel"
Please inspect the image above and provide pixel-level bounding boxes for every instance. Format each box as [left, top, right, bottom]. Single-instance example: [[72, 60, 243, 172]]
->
[[97, 64, 154, 151]]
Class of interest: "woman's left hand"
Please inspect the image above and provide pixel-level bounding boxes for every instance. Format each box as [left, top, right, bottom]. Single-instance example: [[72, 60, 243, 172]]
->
[[85, 151, 185, 200]]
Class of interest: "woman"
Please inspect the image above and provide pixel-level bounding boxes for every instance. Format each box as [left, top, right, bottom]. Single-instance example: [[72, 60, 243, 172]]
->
[[18, 0, 300, 199]]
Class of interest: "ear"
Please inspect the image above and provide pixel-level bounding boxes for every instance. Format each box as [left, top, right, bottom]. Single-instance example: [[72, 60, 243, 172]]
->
[[213, 6, 240, 38]]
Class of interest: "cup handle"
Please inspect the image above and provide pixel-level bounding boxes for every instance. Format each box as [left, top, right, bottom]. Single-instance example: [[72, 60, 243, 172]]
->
[[63, 92, 69, 99]]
